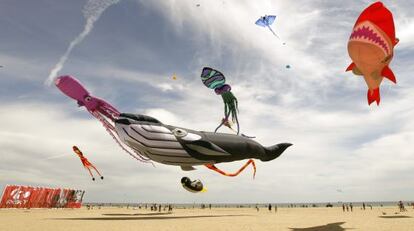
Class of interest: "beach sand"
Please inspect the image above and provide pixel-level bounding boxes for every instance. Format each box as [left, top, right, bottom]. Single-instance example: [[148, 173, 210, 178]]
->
[[1, 206, 413, 231]]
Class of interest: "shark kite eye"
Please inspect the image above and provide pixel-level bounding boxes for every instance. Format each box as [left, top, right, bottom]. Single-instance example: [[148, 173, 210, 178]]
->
[[85, 96, 92, 102], [172, 128, 188, 138]]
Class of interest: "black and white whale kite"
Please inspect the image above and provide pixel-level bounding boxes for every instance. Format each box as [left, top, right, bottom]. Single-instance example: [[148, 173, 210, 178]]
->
[[55, 75, 292, 176]]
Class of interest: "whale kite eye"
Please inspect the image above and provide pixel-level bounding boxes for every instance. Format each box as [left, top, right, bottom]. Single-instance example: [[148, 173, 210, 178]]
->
[[172, 128, 188, 138], [85, 96, 92, 102]]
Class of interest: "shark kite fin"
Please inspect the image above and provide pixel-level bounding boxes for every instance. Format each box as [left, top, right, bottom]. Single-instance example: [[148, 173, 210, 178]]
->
[[381, 66, 396, 84], [346, 62, 356, 72], [367, 88, 380, 105]]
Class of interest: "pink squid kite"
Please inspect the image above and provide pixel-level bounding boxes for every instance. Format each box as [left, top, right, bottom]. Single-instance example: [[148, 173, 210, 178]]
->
[[55, 76, 151, 163]]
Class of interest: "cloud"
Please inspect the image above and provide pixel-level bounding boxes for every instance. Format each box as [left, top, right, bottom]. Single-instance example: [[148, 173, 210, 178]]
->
[[45, 0, 120, 85]]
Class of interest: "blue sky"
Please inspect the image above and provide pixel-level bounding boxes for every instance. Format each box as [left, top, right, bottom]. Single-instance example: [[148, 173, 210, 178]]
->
[[1, 0, 414, 203]]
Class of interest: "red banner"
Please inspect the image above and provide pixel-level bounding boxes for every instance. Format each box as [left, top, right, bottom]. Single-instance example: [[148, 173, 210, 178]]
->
[[0, 185, 85, 209]]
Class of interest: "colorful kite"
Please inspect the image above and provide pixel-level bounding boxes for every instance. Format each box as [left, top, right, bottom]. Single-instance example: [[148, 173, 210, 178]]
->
[[200, 67, 240, 134], [346, 1, 398, 105], [205, 159, 256, 178], [55, 75, 292, 177], [73, 146, 103, 181], [55, 76, 151, 164], [181, 177, 206, 193], [255, 15, 279, 39]]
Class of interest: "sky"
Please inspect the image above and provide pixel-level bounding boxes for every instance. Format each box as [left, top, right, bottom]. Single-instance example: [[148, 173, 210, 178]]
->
[[1, 0, 414, 204]]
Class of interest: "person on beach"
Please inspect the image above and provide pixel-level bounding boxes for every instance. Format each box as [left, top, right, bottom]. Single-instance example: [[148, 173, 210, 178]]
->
[[346, 204, 349, 212], [268, 204, 272, 212], [350, 203, 353, 212], [342, 204, 345, 212], [363, 202, 366, 210], [275, 205, 278, 213]]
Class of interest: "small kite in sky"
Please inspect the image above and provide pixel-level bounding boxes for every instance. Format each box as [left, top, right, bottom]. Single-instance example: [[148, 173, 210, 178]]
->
[[200, 67, 240, 134], [73, 146, 103, 181], [346, 1, 398, 105], [255, 15, 280, 39], [181, 177, 206, 193]]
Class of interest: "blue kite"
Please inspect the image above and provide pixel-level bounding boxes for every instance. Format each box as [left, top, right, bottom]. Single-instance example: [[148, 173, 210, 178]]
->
[[255, 15, 279, 39]]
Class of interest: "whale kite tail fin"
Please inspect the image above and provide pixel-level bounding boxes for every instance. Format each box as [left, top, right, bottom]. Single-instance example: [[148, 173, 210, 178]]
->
[[261, 143, 292, 161]]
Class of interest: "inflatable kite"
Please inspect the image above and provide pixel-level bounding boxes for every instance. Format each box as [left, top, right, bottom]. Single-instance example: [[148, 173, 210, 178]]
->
[[255, 15, 279, 39], [181, 177, 206, 193], [200, 67, 240, 134], [346, 1, 399, 105], [73, 146, 103, 181], [55, 75, 292, 177]]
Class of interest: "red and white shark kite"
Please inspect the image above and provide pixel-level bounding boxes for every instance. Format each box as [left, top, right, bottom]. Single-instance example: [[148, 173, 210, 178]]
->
[[346, 1, 399, 105]]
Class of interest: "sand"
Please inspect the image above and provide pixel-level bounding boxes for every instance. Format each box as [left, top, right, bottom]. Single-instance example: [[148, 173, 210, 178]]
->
[[1, 206, 413, 231]]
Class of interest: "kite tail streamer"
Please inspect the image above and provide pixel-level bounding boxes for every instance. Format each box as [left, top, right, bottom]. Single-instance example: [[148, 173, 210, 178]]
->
[[205, 159, 256, 178], [267, 25, 280, 39]]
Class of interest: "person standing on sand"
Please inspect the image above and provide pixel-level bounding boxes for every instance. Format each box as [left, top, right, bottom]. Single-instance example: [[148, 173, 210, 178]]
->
[[256, 204, 259, 212], [363, 202, 365, 210], [342, 204, 345, 212], [275, 205, 277, 213], [350, 203, 353, 212], [346, 204, 349, 212], [268, 204, 272, 212]]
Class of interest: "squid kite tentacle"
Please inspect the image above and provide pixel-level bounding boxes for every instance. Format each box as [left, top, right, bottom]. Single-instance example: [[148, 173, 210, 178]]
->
[[92, 111, 154, 165], [205, 159, 256, 178]]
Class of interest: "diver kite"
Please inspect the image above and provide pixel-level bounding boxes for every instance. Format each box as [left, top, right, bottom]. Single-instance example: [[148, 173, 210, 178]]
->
[[55, 75, 292, 176], [200, 67, 240, 134], [181, 177, 206, 193], [73, 146, 103, 181], [346, 1, 399, 105], [255, 15, 279, 39]]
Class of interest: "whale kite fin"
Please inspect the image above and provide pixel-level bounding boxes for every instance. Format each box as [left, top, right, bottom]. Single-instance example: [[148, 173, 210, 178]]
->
[[186, 140, 230, 156], [181, 166, 196, 171], [381, 66, 396, 84], [261, 143, 292, 161]]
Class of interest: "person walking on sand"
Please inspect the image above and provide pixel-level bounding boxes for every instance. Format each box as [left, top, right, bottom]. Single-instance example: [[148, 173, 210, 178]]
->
[[268, 204, 272, 212], [256, 204, 259, 212], [350, 203, 353, 212], [346, 204, 349, 212], [342, 204, 345, 212], [363, 202, 366, 210], [275, 205, 277, 213]]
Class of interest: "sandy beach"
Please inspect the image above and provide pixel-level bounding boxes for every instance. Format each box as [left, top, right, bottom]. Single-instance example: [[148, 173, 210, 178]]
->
[[1, 206, 413, 231]]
